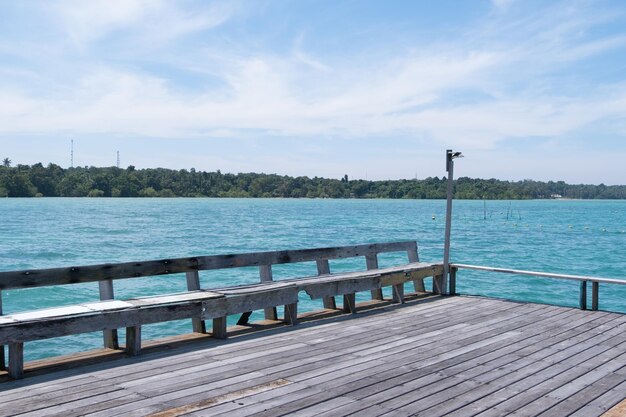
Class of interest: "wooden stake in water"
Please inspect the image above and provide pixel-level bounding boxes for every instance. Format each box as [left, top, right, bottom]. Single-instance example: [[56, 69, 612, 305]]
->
[[483, 199, 487, 220]]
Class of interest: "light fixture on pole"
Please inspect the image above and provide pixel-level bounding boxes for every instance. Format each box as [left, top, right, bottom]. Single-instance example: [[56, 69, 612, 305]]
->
[[442, 149, 463, 295]]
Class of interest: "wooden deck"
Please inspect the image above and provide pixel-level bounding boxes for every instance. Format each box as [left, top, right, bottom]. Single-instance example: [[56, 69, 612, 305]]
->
[[1, 295, 625, 417]]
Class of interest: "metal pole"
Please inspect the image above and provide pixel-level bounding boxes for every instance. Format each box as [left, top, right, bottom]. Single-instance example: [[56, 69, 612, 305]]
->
[[443, 149, 462, 295]]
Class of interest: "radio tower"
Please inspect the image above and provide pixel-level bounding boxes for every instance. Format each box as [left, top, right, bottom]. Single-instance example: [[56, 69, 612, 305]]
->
[[70, 139, 74, 168], [116, 151, 120, 168]]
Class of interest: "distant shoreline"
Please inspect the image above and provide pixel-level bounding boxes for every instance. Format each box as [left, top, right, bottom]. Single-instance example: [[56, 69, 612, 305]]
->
[[3, 196, 626, 201], [1, 164, 625, 199]]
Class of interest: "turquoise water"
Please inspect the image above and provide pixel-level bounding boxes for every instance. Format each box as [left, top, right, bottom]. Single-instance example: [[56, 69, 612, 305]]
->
[[1, 198, 625, 361]]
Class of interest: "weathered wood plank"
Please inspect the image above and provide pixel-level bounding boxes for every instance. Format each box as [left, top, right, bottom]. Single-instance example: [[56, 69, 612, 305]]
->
[[2, 297, 622, 417], [222, 286, 299, 316], [429, 330, 626, 416], [0, 297, 225, 344], [254, 312, 608, 416], [33, 297, 463, 393], [288, 306, 616, 412], [0, 241, 418, 290]]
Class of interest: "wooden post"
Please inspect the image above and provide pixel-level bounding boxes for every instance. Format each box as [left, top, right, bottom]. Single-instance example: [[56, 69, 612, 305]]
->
[[126, 326, 141, 356], [392, 283, 404, 304], [317, 259, 336, 309], [433, 274, 445, 295], [8, 343, 23, 379], [449, 267, 457, 296], [592, 281, 599, 311], [98, 280, 119, 349], [408, 246, 425, 292], [212, 317, 227, 339], [260, 265, 278, 320], [366, 254, 383, 300], [186, 271, 206, 333], [0, 289, 4, 370], [579, 280, 587, 310], [284, 303, 298, 325], [343, 293, 356, 314]]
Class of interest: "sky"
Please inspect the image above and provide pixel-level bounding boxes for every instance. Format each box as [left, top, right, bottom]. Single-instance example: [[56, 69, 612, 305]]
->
[[0, 0, 625, 184]]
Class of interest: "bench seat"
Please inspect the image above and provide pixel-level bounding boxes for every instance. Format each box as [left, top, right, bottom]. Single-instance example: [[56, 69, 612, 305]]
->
[[0, 261, 443, 379]]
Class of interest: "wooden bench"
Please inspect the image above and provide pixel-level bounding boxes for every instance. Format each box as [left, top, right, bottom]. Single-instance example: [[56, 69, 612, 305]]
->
[[0, 241, 444, 379]]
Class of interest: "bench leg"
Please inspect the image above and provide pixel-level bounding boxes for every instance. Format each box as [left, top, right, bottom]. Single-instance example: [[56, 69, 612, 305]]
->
[[126, 326, 141, 356], [103, 329, 119, 350], [413, 278, 426, 293], [8, 343, 23, 379], [212, 317, 227, 339], [322, 296, 336, 310], [264, 306, 278, 321], [191, 318, 207, 334], [343, 293, 356, 314], [284, 303, 298, 325], [392, 283, 405, 304], [370, 288, 383, 301], [433, 274, 445, 295], [237, 311, 253, 326]]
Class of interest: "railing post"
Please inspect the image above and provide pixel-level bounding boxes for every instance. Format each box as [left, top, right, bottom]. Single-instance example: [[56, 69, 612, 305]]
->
[[98, 280, 119, 349], [366, 254, 383, 300], [579, 280, 587, 310], [186, 271, 206, 333], [126, 326, 141, 356], [0, 289, 5, 371], [592, 282, 599, 311], [317, 259, 336, 309], [212, 317, 227, 339], [259, 265, 278, 320], [8, 343, 23, 379], [449, 267, 457, 295]]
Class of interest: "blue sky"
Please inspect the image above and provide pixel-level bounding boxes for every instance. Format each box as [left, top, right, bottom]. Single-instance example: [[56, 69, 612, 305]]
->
[[1, 0, 625, 184]]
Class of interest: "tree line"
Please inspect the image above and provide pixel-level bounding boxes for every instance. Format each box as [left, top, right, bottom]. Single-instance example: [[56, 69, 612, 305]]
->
[[1, 160, 625, 199]]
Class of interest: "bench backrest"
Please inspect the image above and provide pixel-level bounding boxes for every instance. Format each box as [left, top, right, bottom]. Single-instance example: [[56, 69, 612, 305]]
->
[[0, 241, 419, 290]]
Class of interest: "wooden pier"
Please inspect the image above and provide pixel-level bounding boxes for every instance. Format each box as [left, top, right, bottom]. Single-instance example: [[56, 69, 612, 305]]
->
[[1, 295, 626, 416], [1, 241, 625, 416]]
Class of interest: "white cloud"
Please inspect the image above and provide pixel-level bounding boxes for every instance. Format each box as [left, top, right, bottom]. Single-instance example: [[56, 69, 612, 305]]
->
[[491, 0, 517, 10], [50, 0, 235, 48], [0, 0, 624, 159]]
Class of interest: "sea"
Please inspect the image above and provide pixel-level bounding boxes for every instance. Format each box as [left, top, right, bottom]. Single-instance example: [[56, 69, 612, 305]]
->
[[1, 198, 625, 361]]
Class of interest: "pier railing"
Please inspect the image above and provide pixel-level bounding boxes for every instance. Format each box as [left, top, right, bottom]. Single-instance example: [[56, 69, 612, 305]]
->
[[451, 264, 626, 311], [0, 241, 444, 379]]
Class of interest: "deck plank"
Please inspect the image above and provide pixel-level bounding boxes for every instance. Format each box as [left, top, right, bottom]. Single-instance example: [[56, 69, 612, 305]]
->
[[0, 296, 624, 417]]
